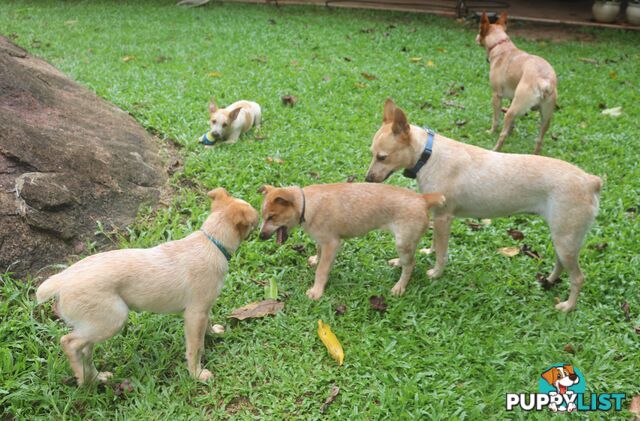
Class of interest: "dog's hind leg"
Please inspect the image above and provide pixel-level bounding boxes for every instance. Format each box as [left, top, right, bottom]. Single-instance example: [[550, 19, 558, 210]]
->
[[548, 207, 595, 312], [494, 84, 537, 151], [534, 96, 555, 155], [427, 214, 453, 279], [58, 293, 128, 385], [488, 92, 502, 134], [390, 228, 423, 296]]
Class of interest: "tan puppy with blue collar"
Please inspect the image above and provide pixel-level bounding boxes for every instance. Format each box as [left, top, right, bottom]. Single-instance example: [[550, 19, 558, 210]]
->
[[365, 99, 601, 312], [36, 188, 258, 385], [258, 183, 445, 300]]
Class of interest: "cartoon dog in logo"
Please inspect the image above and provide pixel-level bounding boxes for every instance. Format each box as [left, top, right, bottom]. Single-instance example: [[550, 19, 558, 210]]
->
[[541, 365, 580, 412]]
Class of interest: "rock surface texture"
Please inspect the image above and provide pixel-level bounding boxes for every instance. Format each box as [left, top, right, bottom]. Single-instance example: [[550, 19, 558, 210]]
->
[[0, 35, 168, 277]]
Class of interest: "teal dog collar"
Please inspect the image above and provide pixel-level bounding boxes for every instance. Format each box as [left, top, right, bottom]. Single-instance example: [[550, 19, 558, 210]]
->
[[200, 229, 232, 261]]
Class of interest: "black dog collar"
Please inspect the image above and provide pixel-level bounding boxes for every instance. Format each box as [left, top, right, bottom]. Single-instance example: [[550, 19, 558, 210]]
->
[[403, 127, 435, 179]]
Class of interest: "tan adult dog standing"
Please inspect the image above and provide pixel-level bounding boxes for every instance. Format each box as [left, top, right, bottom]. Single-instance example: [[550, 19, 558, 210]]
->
[[36, 188, 259, 385], [477, 12, 557, 154], [258, 183, 445, 300], [365, 99, 601, 312]]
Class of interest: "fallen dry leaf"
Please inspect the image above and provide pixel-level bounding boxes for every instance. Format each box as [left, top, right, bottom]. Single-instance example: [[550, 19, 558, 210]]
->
[[114, 379, 133, 396], [320, 385, 340, 413], [266, 156, 284, 165], [121, 55, 135, 62], [498, 246, 520, 257], [281, 95, 297, 106], [369, 295, 387, 313], [622, 302, 631, 322], [335, 304, 347, 315], [589, 242, 608, 251], [563, 343, 576, 354], [577, 57, 598, 64], [630, 395, 640, 419], [521, 244, 541, 259], [455, 119, 467, 127], [361, 72, 377, 81], [442, 99, 465, 110], [208, 71, 222, 78], [64, 20, 78, 25], [409, 56, 422, 62], [507, 228, 524, 241], [465, 220, 482, 231], [228, 300, 284, 320], [354, 82, 367, 89], [609, 70, 617, 80], [425, 60, 434, 67], [602, 106, 622, 117]]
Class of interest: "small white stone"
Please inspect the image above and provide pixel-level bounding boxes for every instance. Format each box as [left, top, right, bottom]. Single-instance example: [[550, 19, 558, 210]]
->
[[211, 324, 225, 334]]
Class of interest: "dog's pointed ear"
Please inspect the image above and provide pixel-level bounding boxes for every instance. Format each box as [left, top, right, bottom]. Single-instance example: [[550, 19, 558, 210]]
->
[[541, 367, 557, 385], [207, 187, 229, 201], [232, 205, 258, 235], [258, 185, 273, 195], [391, 107, 410, 137], [480, 11, 490, 36], [274, 196, 292, 207], [496, 12, 508, 27], [383, 98, 396, 123], [228, 107, 242, 123], [209, 98, 218, 113]]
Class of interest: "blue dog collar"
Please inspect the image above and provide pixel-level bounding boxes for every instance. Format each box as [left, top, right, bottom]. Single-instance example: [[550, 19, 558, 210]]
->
[[403, 127, 435, 179], [200, 229, 232, 261], [199, 132, 217, 146]]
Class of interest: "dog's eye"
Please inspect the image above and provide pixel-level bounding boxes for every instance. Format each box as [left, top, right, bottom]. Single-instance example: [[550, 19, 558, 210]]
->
[[377, 154, 387, 161], [211, 120, 216, 124], [222, 123, 228, 128]]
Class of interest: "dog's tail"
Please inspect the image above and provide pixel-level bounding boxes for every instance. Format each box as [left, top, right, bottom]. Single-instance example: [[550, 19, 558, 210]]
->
[[36, 274, 65, 304], [422, 193, 446, 211]]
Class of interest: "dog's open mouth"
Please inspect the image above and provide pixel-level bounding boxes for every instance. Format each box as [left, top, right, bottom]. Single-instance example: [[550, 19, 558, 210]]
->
[[276, 226, 289, 245], [559, 385, 567, 394]]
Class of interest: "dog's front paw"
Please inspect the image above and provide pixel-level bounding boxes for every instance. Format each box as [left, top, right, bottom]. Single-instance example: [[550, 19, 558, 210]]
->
[[555, 300, 576, 312], [427, 267, 443, 279], [96, 371, 113, 383], [198, 369, 213, 382], [307, 255, 319, 267], [390, 283, 406, 296], [306, 287, 324, 300], [387, 258, 401, 267]]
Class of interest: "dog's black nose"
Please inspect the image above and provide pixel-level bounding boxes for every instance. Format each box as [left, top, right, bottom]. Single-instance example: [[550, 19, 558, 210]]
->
[[569, 374, 578, 381], [259, 231, 269, 240]]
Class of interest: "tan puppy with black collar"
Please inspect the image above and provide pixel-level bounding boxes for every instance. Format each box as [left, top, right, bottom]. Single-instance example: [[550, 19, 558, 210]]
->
[[36, 188, 259, 385], [365, 99, 601, 312], [258, 183, 445, 300], [477, 12, 557, 154], [208, 99, 261, 144]]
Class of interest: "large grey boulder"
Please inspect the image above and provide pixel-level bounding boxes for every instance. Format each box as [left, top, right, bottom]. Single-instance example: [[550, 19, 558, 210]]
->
[[0, 35, 168, 277]]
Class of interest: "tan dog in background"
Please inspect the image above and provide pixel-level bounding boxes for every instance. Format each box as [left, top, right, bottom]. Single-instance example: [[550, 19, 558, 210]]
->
[[36, 188, 259, 385], [258, 183, 445, 299], [365, 100, 601, 312], [477, 12, 557, 154], [208, 99, 261, 143]]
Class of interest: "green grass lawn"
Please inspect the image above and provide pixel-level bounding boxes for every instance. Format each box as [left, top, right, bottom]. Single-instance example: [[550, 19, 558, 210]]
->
[[1, 0, 639, 418]]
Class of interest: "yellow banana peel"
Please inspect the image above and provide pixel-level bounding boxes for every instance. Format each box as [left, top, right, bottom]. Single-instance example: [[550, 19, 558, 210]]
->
[[317, 320, 344, 366]]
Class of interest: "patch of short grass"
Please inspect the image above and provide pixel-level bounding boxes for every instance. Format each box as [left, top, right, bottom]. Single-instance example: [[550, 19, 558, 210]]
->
[[1, 0, 639, 418]]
